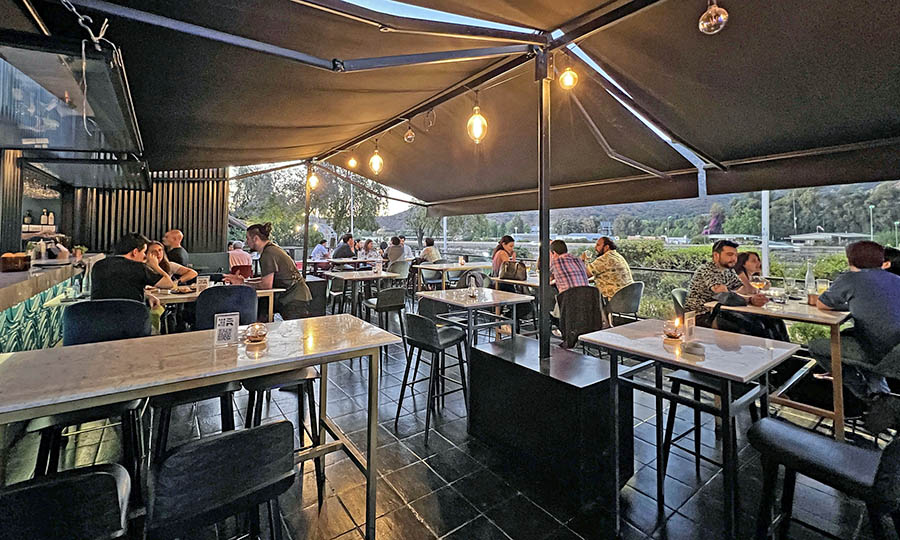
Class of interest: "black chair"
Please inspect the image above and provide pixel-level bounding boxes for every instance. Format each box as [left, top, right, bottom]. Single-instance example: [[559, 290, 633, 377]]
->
[[145, 421, 296, 540], [662, 371, 758, 477], [558, 286, 604, 349], [193, 285, 258, 329], [28, 301, 145, 500], [151, 288, 252, 461], [396, 313, 467, 444], [363, 287, 408, 359], [327, 276, 350, 314], [419, 258, 448, 290], [672, 287, 688, 319], [604, 281, 644, 326], [750, 417, 900, 539], [0, 464, 131, 540]]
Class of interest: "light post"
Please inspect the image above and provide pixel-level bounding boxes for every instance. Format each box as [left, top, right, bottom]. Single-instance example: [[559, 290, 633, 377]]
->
[[301, 164, 319, 278], [894, 220, 899, 247], [869, 204, 875, 241]]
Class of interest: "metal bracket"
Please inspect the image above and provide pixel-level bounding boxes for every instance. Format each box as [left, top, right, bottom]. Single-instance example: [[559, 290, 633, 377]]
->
[[534, 49, 553, 81]]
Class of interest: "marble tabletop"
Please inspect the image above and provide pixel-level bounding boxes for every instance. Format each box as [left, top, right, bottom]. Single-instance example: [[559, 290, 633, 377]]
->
[[0, 314, 400, 423], [703, 300, 850, 326], [322, 271, 400, 281], [417, 287, 535, 309], [149, 286, 285, 305], [413, 262, 492, 272], [326, 258, 382, 264], [579, 319, 799, 383]]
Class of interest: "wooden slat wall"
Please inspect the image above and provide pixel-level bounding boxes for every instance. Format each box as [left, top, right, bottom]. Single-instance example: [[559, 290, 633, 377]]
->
[[74, 168, 229, 253], [0, 150, 23, 253]]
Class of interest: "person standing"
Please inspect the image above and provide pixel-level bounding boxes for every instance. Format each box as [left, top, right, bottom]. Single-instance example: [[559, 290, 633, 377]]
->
[[332, 233, 355, 259], [91, 233, 174, 303], [228, 240, 253, 268], [225, 223, 311, 320], [163, 229, 189, 266], [421, 237, 441, 263], [582, 237, 634, 300], [399, 235, 413, 259], [812, 241, 900, 399]]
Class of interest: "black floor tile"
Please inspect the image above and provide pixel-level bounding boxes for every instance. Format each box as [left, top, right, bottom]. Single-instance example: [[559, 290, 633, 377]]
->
[[621, 485, 675, 536], [442, 515, 510, 540], [374, 505, 437, 540], [325, 458, 368, 494], [452, 469, 517, 512], [384, 462, 448, 503], [338, 477, 405, 525], [374, 441, 421, 474], [486, 494, 561, 540], [424, 447, 482, 483], [280, 471, 328, 516], [281, 495, 358, 540], [627, 464, 697, 512], [400, 431, 455, 460], [409, 485, 479, 537]]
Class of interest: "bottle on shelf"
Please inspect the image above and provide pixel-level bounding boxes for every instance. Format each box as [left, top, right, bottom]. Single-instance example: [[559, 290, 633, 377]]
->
[[23, 210, 32, 224], [40, 208, 48, 225], [48, 211, 55, 226]]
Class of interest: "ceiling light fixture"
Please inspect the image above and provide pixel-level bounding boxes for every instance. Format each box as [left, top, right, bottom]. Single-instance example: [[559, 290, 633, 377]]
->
[[347, 156, 358, 169], [466, 91, 487, 144], [699, 0, 728, 35], [559, 67, 578, 90], [404, 121, 416, 143], [369, 139, 384, 175], [308, 173, 319, 189]]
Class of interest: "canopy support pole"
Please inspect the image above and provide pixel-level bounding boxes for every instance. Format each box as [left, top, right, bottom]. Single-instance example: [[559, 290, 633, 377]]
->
[[761, 190, 770, 277], [302, 163, 313, 278], [536, 51, 552, 361]]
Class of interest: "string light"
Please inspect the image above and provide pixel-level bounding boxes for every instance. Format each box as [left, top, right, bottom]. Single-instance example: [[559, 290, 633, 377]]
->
[[559, 67, 578, 90], [404, 121, 416, 143], [466, 91, 487, 144], [347, 156, 358, 168], [699, 0, 728, 34], [369, 140, 384, 175], [308, 173, 319, 189]]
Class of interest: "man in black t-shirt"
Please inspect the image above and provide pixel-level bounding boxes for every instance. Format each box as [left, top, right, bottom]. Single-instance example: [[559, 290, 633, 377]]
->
[[92, 233, 175, 303], [163, 229, 189, 266]]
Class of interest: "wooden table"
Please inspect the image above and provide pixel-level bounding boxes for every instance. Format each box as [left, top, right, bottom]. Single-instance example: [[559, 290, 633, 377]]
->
[[327, 258, 382, 269], [705, 299, 851, 440], [414, 262, 491, 290], [416, 288, 534, 362], [150, 286, 285, 323], [0, 314, 399, 539], [580, 319, 799, 540], [322, 270, 400, 317]]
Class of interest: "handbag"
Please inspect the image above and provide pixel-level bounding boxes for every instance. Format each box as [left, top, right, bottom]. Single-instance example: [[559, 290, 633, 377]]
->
[[499, 260, 527, 281]]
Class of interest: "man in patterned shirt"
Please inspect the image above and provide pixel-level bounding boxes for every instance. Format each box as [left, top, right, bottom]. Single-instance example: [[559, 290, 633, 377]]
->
[[582, 237, 634, 299], [685, 240, 767, 326]]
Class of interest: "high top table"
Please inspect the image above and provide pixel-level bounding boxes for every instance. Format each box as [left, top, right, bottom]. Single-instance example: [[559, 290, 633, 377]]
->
[[150, 286, 286, 323], [413, 262, 492, 290], [322, 270, 400, 317], [580, 319, 799, 540], [705, 299, 851, 440], [0, 314, 399, 539]]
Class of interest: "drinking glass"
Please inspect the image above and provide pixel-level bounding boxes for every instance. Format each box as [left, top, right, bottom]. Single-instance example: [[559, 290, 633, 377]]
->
[[784, 278, 796, 295], [750, 274, 768, 291], [816, 279, 830, 295]]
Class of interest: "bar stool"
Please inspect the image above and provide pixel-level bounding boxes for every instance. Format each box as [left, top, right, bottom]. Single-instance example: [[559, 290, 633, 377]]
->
[[28, 300, 146, 497], [0, 464, 131, 539], [662, 370, 758, 476], [397, 313, 467, 444], [328, 276, 350, 314], [363, 287, 408, 359], [750, 417, 900, 539], [145, 421, 296, 540]]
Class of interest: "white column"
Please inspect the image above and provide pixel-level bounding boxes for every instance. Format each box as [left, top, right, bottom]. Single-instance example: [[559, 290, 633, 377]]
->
[[350, 184, 354, 236], [761, 190, 770, 276], [442, 216, 447, 252]]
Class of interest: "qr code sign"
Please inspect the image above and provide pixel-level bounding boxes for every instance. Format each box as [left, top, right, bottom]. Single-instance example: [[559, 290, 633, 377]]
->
[[214, 313, 240, 346]]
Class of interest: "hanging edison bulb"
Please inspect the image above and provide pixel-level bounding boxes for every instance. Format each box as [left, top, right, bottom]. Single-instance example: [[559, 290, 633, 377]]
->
[[308, 173, 319, 189], [466, 91, 487, 144], [558, 67, 578, 90], [699, 0, 728, 34], [404, 122, 416, 143], [347, 156, 358, 169], [369, 140, 384, 175]]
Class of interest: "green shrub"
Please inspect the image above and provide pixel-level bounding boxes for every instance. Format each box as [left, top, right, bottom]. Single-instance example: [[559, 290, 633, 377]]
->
[[787, 323, 829, 345], [813, 253, 849, 280]]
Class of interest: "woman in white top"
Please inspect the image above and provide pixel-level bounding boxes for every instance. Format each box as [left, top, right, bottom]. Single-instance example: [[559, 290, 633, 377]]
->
[[148, 241, 198, 284], [421, 237, 441, 263], [357, 239, 381, 260]]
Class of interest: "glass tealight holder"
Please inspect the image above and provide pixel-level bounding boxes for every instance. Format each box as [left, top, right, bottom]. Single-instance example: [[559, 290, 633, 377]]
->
[[246, 322, 268, 343], [663, 319, 684, 339]]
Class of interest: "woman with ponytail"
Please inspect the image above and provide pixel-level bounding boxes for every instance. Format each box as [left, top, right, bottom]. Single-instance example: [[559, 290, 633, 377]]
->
[[224, 222, 311, 319], [491, 235, 516, 277]]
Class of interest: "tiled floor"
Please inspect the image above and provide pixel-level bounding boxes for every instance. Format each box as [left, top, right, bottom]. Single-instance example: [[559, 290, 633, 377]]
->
[[2, 336, 882, 540]]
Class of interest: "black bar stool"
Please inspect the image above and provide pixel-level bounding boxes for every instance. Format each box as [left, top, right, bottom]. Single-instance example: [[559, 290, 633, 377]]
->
[[145, 421, 296, 540], [0, 463, 131, 539], [750, 417, 900, 539], [363, 286, 408, 360], [397, 313, 468, 444]]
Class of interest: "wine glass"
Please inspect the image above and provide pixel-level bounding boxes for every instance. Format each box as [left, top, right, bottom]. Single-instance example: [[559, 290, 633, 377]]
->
[[750, 274, 768, 292]]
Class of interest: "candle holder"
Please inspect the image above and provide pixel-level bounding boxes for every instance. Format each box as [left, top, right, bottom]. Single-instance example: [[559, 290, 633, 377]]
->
[[245, 322, 268, 344], [663, 319, 684, 340]]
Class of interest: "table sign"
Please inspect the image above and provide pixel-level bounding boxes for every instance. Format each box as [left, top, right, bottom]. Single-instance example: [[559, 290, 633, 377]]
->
[[684, 311, 696, 339], [197, 275, 210, 291], [214, 312, 240, 347]]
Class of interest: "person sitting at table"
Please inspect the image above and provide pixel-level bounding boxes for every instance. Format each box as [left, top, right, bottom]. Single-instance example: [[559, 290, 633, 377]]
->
[[163, 229, 189, 266], [148, 241, 198, 284], [812, 241, 900, 400], [227, 241, 234, 252], [491, 235, 518, 292], [228, 240, 253, 268], [385, 236, 405, 264], [582, 236, 633, 300], [734, 251, 770, 291], [332, 233, 355, 259], [310, 239, 329, 261], [421, 237, 441, 263], [684, 240, 769, 328], [399, 235, 414, 259], [358, 239, 380, 260], [884, 246, 900, 277], [91, 233, 174, 304], [224, 223, 311, 320], [378, 241, 388, 257], [550, 240, 590, 294]]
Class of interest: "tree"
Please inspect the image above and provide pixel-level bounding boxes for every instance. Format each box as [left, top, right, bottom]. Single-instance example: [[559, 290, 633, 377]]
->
[[723, 193, 761, 235], [506, 215, 526, 235], [405, 206, 441, 247]]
